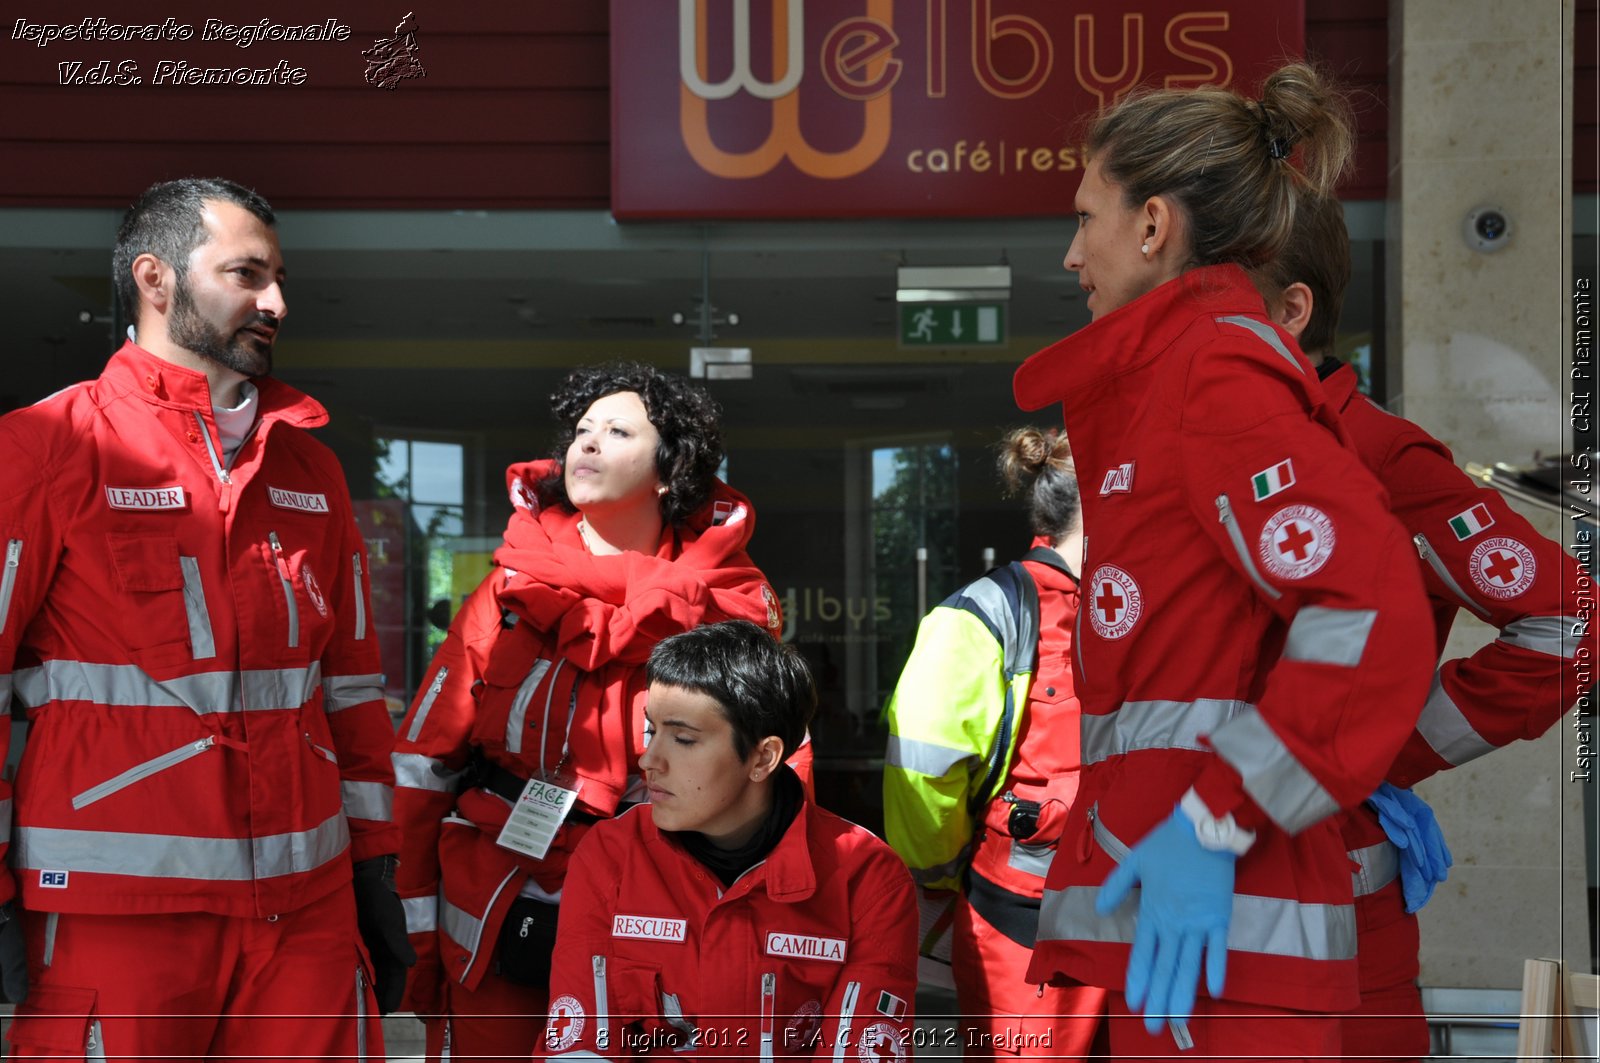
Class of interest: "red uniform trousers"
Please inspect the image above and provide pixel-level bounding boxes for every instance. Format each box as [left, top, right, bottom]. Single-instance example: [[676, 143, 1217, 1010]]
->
[[1100, 992, 1340, 1061], [422, 972, 547, 1063], [5, 886, 382, 1062], [952, 897, 1105, 1060], [1341, 806, 1428, 1062]]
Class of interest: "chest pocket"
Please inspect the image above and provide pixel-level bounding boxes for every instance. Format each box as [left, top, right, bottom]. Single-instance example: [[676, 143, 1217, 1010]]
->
[[262, 529, 336, 654], [106, 533, 215, 663], [474, 620, 577, 773]]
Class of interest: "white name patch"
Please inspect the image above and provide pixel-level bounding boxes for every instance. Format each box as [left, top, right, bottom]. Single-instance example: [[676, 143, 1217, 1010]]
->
[[105, 485, 186, 511], [766, 932, 847, 963], [612, 914, 687, 942], [269, 487, 330, 514]]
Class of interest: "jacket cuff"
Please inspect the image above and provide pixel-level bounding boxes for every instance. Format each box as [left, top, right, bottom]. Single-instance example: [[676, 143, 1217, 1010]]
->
[[1191, 760, 1269, 832]]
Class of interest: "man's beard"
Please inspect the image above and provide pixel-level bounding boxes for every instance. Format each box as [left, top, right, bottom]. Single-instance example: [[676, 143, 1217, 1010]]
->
[[168, 277, 275, 378]]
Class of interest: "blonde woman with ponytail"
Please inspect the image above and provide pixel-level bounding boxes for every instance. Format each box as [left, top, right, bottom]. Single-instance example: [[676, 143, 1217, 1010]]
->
[[1014, 63, 1435, 1058]]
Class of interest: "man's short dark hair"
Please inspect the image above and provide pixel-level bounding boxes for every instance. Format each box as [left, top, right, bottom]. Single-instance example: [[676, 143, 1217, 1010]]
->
[[646, 620, 814, 762], [1251, 191, 1352, 358], [113, 178, 276, 323]]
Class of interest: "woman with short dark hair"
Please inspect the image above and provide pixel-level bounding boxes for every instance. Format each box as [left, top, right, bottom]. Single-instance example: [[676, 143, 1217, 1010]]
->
[[542, 620, 918, 1062], [1013, 64, 1435, 1058], [393, 363, 788, 1063]]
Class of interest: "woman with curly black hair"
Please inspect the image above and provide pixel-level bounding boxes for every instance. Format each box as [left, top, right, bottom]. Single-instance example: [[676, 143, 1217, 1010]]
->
[[391, 361, 787, 1063]]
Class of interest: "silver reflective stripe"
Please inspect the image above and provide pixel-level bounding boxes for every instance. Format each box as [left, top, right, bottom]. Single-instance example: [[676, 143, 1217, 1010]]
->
[[759, 972, 776, 1063], [178, 556, 216, 661], [441, 870, 518, 972], [42, 911, 57, 967], [0, 538, 22, 635], [324, 673, 384, 713], [352, 553, 368, 641], [72, 738, 216, 810], [1007, 840, 1054, 878], [440, 897, 483, 954], [87, 1018, 105, 1061], [910, 846, 971, 887], [1500, 615, 1584, 659], [403, 894, 438, 934], [14, 811, 349, 881], [1208, 705, 1339, 834], [1283, 606, 1377, 667], [884, 734, 972, 776], [0, 796, 10, 844], [1039, 883, 1356, 961], [13, 660, 321, 714], [1414, 671, 1496, 766], [505, 659, 553, 756], [307, 740, 337, 764], [1350, 840, 1399, 897], [1414, 534, 1490, 619], [832, 980, 861, 1063], [406, 667, 449, 741], [1215, 495, 1282, 601], [1216, 315, 1304, 374], [961, 575, 1032, 655], [341, 780, 394, 822], [392, 752, 460, 793], [0, 672, 10, 716], [1080, 698, 1251, 767], [593, 954, 610, 1051], [356, 966, 368, 1063]]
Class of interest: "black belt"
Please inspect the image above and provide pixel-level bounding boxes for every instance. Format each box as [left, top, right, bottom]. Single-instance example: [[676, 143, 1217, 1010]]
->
[[460, 753, 605, 825], [964, 867, 1044, 949]]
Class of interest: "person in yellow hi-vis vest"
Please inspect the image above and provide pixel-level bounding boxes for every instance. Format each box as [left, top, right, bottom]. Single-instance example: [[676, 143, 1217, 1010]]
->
[[884, 427, 1106, 1059]]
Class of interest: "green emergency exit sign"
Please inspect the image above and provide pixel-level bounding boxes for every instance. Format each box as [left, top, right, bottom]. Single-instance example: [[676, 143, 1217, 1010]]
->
[[899, 302, 1007, 348]]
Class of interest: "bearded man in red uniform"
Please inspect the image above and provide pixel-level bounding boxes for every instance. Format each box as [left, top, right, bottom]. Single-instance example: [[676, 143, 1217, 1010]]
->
[[0, 178, 412, 1060]]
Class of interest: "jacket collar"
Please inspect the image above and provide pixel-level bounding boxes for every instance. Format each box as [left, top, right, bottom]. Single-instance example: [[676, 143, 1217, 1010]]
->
[[100, 340, 328, 429], [1318, 359, 1359, 413], [1013, 264, 1269, 411]]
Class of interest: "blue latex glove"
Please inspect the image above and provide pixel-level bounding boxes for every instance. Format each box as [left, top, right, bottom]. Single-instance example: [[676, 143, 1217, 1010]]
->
[[1367, 782, 1452, 913], [1097, 804, 1237, 1035]]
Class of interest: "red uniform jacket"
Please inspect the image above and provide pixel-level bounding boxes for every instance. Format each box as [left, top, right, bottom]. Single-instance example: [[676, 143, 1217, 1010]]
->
[[1326, 360, 1592, 920], [0, 342, 396, 916], [393, 460, 783, 1010], [1013, 267, 1434, 1011], [540, 789, 918, 1062]]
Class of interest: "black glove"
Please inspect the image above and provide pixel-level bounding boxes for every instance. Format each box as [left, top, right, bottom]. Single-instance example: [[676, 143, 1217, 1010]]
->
[[352, 856, 416, 1014], [0, 902, 28, 1004]]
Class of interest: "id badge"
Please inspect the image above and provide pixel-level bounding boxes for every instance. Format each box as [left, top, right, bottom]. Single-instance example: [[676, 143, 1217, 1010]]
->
[[495, 772, 581, 861]]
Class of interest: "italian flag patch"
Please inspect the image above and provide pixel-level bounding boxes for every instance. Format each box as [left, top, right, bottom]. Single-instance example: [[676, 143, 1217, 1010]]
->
[[1449, 502, 1495, 541], [1252, 459, 1295, 501], [876, 991, 906, 1021]]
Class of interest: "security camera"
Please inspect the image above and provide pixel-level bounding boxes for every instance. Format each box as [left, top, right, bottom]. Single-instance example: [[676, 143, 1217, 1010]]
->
[[1463, 206, 1511, 253]]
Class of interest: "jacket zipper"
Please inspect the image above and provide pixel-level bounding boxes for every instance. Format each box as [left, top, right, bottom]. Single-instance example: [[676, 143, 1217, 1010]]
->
[[760, 972, 776, 1063], [592, 954, 610, 1051], [1087, 802, 1133, 863], [305, 733, 339, 764], [1414, 533, 1491, 619], [832, 980, 861, 1062], [355, 965, 368, 1063], [72, 737, 217, 810], [86, 1018, 105, 1061], [193, 411, 232, 485], [406, 666, 449, 742], [1215, 494, 1283, 601], [1074, 534, 1088, 682], [269, 532, 299, 648], [0, 538, 20, 635], [352, 552, 368, 640]]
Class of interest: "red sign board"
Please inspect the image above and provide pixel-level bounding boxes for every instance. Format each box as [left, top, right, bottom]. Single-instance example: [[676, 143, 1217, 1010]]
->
[[611, 0, 1304, 219]]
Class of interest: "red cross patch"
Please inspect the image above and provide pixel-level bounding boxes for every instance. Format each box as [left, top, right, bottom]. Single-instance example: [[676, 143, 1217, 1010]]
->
[[545, 995, 586, 1051], [1087, 564, 1143, 640], [1258, 505, 1336, 580], [857, 1022, 906, 1063], [1468, 536, 1537, 599]]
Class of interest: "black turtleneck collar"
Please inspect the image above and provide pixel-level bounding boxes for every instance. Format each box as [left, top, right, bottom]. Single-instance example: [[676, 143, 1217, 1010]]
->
[[670, 766, 803, 888]]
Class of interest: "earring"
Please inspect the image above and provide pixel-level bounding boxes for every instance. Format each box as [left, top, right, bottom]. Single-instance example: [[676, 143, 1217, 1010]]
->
[[1140, 243, 1150, 255]]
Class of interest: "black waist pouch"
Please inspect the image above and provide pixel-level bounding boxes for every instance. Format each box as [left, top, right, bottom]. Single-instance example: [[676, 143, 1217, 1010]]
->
[[495, 897, 561, 987]]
